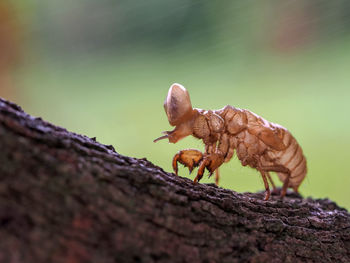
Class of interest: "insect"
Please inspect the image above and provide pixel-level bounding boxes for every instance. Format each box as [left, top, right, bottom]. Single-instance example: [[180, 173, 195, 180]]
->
[[154, 83, 307, 200]]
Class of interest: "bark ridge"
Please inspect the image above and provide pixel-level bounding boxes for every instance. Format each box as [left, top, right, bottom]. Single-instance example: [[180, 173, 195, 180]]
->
[[0, 98, 349, 263]]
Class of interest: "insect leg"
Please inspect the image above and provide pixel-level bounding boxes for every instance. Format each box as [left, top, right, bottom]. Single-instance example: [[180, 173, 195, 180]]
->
[[259, 165, 289, 174], [259, 170, 271, 201], [266, 172, 276, 191], [194, 159, 210, 184], [259, 165, 291, 199], [214, 168, 220, 186], [281, 174, 290, 198], [172, 149, 203, 176], [292, 185, 299, 193], [195, 152, 225, 184], [172, 153, 180, 176]]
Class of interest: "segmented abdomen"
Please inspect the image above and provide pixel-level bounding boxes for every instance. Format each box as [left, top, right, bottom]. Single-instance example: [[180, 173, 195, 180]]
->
[[217, 105, 307, 191], [269, 129, 307, 191]]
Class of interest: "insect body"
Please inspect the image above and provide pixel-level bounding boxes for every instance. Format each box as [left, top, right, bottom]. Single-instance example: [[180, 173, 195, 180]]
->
[[154, 83, 307, 200]]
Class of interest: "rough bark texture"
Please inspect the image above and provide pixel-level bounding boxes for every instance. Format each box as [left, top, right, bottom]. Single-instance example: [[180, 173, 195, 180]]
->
[[0, 97, 349, 263]]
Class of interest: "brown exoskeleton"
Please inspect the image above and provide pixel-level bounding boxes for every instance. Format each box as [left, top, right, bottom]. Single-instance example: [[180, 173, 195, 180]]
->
[[154, 83, 307, 200]]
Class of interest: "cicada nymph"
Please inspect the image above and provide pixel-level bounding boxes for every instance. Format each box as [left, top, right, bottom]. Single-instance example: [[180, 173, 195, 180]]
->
[[154, 83, 307, 200]]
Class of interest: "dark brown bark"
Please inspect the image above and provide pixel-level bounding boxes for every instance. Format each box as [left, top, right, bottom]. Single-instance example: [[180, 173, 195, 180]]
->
[[0, 97, 349, 263]]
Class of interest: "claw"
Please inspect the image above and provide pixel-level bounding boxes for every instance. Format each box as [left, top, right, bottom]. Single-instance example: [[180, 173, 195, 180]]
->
[[172, 153, 180, 176], [194, 153, 224, 184], [194, 158, 210, 183], [172, 149, 203, 177], [172, 150, 225, 186]]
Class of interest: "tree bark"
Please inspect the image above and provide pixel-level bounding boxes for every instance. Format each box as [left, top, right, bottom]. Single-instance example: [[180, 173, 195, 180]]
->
[[0, 97, 349, 263]]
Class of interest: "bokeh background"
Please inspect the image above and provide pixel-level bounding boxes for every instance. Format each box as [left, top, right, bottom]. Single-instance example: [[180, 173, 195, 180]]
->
[[2, 1, 350, 209]]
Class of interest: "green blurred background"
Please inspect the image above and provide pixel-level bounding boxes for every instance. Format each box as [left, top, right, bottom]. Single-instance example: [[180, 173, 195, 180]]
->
[[1, 1, 350, 208]]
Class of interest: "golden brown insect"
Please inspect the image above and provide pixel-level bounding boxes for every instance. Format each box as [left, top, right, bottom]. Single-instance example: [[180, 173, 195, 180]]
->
[[154, 83, 307, 200]]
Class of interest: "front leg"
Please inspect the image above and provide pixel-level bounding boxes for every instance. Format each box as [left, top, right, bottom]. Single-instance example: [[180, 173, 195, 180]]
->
[[172, 149, 203, 176], [193, 153, 225, 184]]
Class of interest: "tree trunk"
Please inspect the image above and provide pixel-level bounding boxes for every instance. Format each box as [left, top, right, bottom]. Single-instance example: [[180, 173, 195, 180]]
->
[[0, 97, 349, 263]]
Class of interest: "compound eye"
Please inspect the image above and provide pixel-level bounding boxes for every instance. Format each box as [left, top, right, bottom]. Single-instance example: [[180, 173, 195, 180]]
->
[[164, 83, 193, 126]]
